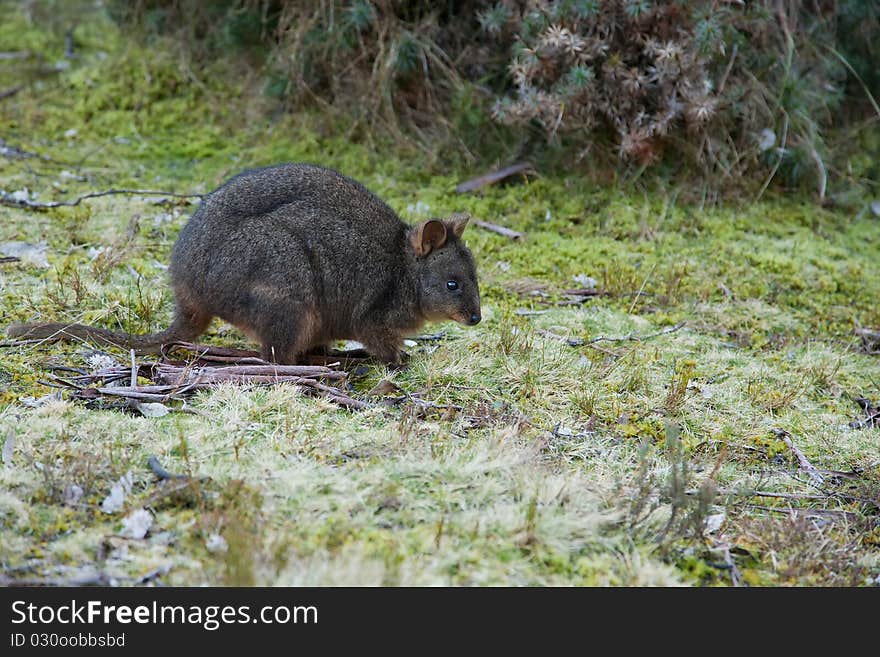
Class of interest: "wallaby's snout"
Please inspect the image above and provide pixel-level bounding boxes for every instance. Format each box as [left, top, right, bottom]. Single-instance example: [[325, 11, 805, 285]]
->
[[468, 312, 481, 325]]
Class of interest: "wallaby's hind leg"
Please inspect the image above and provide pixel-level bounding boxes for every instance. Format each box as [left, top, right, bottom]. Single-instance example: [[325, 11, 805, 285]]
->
[[254, 306, 318, 364]]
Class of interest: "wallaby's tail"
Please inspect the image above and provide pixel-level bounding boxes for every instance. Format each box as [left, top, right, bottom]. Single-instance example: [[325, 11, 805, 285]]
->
[[6, 322, 179, 354]]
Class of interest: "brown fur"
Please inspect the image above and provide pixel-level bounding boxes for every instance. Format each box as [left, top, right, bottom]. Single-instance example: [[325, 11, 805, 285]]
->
[[8, 164, 482, 364]]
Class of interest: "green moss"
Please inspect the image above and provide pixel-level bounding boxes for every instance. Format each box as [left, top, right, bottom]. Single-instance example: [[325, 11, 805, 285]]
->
[[1, 4, 878, 587]]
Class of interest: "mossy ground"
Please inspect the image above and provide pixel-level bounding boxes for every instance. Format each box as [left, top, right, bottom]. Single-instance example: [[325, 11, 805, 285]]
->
[[1, 7, 879, 586]]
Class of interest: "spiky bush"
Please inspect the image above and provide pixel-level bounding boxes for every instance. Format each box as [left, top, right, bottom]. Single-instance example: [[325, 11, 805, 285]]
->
[[107, 0, 878, 197]]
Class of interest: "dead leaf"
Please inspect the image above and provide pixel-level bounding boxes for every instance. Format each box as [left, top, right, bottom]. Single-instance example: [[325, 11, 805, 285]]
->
[[367, 379, 403, 398]]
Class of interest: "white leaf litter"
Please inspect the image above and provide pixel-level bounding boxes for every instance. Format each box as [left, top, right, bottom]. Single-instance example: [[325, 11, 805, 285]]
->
[[63, 484, 84, 506], [19, 391, 62, 407], [87, 353, 119, 372], [573, 274, 598, 288], [0, 241, 49, 268], [2, 433, 14, 467], [135, 402, 170, 418], [100, 470, 134, 514], [205, 534, 228, 553], [704, 511, 726, 534], [120, 508, 153, 539]]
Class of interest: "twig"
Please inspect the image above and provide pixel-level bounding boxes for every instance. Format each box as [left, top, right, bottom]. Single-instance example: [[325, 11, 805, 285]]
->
[[585, 321, 686, 345], [688, 488, 828, 500], [810, 147, 827, 203], [535, 328, 585, 347], [147, 455, 187, 481], [628, 263, 657, 315], [1, 188, 203, 210], [0, 86, 22, 101], [717, 43, 739, 95], [472, 219, 524, 241], [745, 504, 857, 521], [561, 288, 604, 297], [772, 428, 825, 485], [130, 349, 137, 387], [456, 161, 533, 193], [710, 543, 741, 587]]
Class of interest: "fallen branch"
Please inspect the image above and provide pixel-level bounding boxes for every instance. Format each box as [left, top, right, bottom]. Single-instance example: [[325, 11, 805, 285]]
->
[[472, 219, 524, 241], [772, 428, 825, 485], [56, 359, 364, 409], [456, 161, 533, 193], [162, 341, 370, 366], [157, 363, 348, 382], [1, 188, 203, 211]]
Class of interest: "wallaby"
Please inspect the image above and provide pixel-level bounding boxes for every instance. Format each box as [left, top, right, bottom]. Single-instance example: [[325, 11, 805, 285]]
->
[[8, 164, 482, 365]]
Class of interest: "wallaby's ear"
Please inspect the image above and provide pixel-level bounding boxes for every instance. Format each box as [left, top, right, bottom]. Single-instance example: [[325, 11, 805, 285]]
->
[[446, 212, 470, 239], [411, 219, 447, 257]]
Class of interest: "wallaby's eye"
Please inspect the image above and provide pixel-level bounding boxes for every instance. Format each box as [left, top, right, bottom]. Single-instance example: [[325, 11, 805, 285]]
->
[[446, 280, 459, 291]]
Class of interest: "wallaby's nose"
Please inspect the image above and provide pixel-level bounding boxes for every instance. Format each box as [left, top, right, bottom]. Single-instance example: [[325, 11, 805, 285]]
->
[[469, 312, 481, 325]]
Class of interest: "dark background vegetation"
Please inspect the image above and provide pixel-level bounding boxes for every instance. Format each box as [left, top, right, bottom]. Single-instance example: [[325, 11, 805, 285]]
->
[[17, 0, 880, 203]]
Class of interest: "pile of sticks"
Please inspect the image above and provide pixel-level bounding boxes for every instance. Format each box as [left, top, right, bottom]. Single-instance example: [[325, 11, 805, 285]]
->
[[45, 342, 367, 410]]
